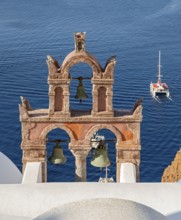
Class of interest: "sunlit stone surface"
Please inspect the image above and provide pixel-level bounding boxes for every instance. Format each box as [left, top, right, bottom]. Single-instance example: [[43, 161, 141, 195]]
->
[[35, 198, 168, 220]]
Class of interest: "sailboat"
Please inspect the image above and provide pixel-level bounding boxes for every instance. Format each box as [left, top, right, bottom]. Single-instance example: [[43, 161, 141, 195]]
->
[[150, 51, 170, 98]]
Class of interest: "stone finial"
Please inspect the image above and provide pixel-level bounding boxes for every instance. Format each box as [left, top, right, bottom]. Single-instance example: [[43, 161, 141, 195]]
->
[[74, 32, 86, 52], [20, 96, 32, 111], [19, 104, 29, 120], [162, 149, 181, 182], [132, 98, 143, 118], [105, 56, 116, 67], [102, 56, 116, 79], [46, 55, 60, 78]]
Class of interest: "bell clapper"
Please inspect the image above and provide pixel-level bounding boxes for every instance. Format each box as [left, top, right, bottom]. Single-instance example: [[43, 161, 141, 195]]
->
[[105, 166, 109, 179]]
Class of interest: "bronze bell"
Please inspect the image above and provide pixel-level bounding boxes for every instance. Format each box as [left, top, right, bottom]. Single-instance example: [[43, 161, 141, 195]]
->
[[75, 77, 88, 103], [91, 143, 111, 168], [48, 142, 67, 165]]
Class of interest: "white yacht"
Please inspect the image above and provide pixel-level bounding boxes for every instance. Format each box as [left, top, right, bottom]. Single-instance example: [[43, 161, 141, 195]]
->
[[150, 51, 170, 98]]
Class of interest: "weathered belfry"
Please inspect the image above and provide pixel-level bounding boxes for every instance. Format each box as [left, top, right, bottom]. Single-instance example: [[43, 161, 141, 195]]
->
[[46, 32, 115, 117], [19, 32, 142, 182]]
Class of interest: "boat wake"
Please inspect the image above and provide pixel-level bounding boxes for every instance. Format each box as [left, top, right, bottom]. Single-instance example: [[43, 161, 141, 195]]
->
[[148, 0, 181, 19], [152, 95, 173, 103], [153, 96, 161, 103], [168, 96, 173, 102]]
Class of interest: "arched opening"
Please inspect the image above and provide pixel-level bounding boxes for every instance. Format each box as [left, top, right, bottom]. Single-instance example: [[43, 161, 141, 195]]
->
[[54, 87, 63, 111], [87, 129, 116, 182], [46, 128, 75, 182], [69, 62, 92, 114], [98, 87, 107, 112]]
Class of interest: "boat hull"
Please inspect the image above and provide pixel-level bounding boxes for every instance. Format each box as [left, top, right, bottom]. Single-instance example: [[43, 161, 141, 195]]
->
[[150, 83, 170, 98]]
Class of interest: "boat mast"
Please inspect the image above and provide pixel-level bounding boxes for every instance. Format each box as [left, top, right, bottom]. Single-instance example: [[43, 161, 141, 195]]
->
[[158, 50, 161, 84]]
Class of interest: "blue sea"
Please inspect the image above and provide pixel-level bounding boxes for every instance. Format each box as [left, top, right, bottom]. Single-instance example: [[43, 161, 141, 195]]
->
[[0, 0, 181, 182]]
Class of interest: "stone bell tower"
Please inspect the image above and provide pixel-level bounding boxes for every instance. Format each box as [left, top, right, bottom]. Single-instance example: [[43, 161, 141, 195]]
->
[[46, 32, 115, 117], [19, 32, 142, 182]]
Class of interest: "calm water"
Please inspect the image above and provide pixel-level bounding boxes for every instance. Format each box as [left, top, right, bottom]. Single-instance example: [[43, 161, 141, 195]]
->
[[0, 0, 181, 182]]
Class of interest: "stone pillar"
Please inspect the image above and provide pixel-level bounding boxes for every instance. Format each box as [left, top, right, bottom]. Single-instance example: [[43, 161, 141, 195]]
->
[[71, 149, 90, 182], [116, 147, 141, 182], [48, 85, 55, 115], [22, 145, 47, 182], [63, 84, 70, 115], [92, 84, 98, 115], [135, 162, 140, 182], [106, 85, 113, 112]]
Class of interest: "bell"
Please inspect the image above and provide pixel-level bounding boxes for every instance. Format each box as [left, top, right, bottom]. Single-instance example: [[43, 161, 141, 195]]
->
[[75, 77, 88, 103], [91, 143, 111, 168], [48, 142, 67, 165]]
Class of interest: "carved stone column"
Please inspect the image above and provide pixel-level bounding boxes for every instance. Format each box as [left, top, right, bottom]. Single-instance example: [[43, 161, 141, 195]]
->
[[92, 84, 98, 115], [71, 149, 90, 182], [106, 86, 113, 112], [48, 85, 55, 115], [63, 84, 70, 115]]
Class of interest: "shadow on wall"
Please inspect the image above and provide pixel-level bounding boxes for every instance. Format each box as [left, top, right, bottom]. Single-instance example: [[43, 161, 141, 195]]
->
[[167, 212, 181, 220]]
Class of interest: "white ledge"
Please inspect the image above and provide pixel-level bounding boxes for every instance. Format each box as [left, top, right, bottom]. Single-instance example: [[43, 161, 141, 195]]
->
[[22, 162, 42, 184], [120, 162, 136, 183]]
